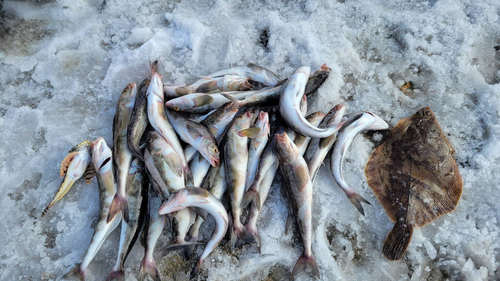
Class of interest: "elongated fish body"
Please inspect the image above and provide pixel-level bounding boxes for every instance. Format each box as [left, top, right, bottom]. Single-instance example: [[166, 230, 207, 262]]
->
[[127, 79, 150, 161], [225, 110, 256, 250], [275, 132, 320, 279], [165, 109, 220, 167], [165, 91, 251, 114], [280, 67, 342, 138], [108, 83, 137, 224], [146, 61, 190, 183], [331, 112, 389, 215], [107, 159, 148, 281], [64, 138, 121, 280], [158, 187, 229, 278], [306, 104, 346, 183], [291, 111, 327, 156], [164, 75, 252, 98], [245, 111, 270, 191], [42, 140, 93, 217], [238, 87, 281, 107], [144, 149, 170, 200], [207, 63, 280, 87], [139, 185, 165, 281]]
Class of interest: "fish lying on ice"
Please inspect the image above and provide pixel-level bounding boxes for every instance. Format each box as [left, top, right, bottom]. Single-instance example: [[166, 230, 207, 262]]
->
[[127, 79, 150, 161]]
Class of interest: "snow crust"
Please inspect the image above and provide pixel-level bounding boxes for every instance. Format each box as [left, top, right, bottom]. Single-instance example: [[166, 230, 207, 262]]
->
[[1, 0, 499, 280]]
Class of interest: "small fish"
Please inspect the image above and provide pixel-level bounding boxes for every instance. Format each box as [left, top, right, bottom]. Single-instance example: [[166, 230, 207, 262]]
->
[[206, 63, 280, 87], [224, 110, 260, 250], [245, 111, 270, 191], [64, 138, 121, 281], [127, 79, 150, 161], [106, 159, 148, 281], [306, 104, 346, 183], [146, 61, 191, 183], [158, 187, 229, 279], [280, 67, 343, 138], [139, 185, 165, 281], [42, 140, 93, 217], [275, 132, 320, 279], [166, 109, 220, 167], [165, 91, 251, 114], [164, 75, 252, 98], [330, 112, 389, 215]]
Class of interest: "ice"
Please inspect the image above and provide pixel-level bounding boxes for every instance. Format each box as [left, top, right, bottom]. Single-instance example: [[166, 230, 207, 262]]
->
[[1, 0, 500, 280]]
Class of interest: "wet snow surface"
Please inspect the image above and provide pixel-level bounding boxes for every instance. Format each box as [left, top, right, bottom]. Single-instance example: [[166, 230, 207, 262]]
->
[[1, 0, 499, 280]]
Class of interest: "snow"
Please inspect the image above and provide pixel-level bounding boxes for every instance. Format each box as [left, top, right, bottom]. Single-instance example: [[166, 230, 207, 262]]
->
[[1, 0, 499, 280]]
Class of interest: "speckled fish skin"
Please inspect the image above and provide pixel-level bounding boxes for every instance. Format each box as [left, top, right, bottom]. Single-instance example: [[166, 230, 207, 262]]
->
[[42, 140, 93, 217], [64, 138, 121, 281], [106, 159, 148, 281], [165, 91, 251, 114], [139, 184, 165, 281], [158, 187, 228, 279], [245, 111, 270, 191], [127, 79, 150, 161], [280, 66, 342, 138], [164, 75, 252, 98], [206, 63, 280, 87], [275, 132, 320, 279], [165, 109, 220, 167], [225, 110, 255, 250], [146, 61, 191, 183], [108, 82, 137, 224], [330, 112, 389, 215], [306, 104, 346, 183]]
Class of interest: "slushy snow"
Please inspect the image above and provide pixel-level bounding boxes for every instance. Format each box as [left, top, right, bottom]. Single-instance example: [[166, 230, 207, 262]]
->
[[0, 0, 499, 280]]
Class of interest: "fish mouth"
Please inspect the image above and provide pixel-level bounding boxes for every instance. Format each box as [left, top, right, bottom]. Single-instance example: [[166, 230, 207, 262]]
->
[[158, 201, 183, 215], [211, 158, 220, 167], [245, 111, 252, 118], [258, 111, 268, 121], [91, 137, 104, 148], [275, 132, 287, 143]]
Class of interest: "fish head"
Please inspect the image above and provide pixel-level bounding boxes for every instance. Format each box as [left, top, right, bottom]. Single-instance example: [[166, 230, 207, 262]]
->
[[147, 71, 164, 99], [274, 131, 295, 158], [325, 104, 346, 127], [200, 138, 220, 167], [293, 66, 311, 79], [233, 110, 254, 130], [366, 112, 389, 130], [158, 189, 190, 215], [256, 111, 270, 137], [120, 83, 137, 109], [306, 111, 326, 127], [165, 97, 191, 112], [91, 137, 112, 172]]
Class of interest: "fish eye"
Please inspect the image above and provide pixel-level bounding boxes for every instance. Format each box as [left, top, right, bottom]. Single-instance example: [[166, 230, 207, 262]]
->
[[213, 147, 219, 153], [174, 107, 180, 111]]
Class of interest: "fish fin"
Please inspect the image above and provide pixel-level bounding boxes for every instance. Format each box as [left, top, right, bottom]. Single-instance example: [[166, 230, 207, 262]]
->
[[237, 127, 261, 138], [105, 268, 124, 281], [185, 165, 194, 185], [245, 225, 262, 254], [63, 263, 85, 281], [190, 207, 208, 220], [107, 194, 129, 223], [59, 152, 78, 177], [230, 225, 255, 251], [220, 93, 241, 109], [150, 60, 158, 76], [383, 219, 413, 261], [348, 193, 371, 216], [186, 123, 203, 139], [162, 153, 183, 177], [192, 95, 214, 107], [241, 189, 261, 211], [285, 213, 294, 236], [139, 258, 161, 281], [41, 177, 76, 217], [319, 134, 336, 149], [83, 164, 95, 184], [292, 254, 320, 279]]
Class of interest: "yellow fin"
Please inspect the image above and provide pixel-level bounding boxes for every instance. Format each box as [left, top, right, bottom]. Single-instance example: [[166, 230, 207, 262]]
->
[[237, 127, 261, 138], [59, 152, 78, 178]]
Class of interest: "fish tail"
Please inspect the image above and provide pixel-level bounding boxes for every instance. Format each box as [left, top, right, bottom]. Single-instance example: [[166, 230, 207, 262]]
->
[[107, 193, 129, 223], [382, 219, 413, 261], [241, 189, 261, 210], [190, 260, 202, 281], [139, 257, 161, 281], [230, 225, 255, 251], [185, 165, 194, 185], [105, 267, 124, 281], [245, 224, 262, 253], [41, 178, 76, 217], [348, 192, 371, 216], [292, 254, 320, 279], [150, 60, 158, 76], [63, 263, 85, 281]]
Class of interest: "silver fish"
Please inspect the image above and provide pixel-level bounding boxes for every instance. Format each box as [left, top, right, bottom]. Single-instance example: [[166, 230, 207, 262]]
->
[[146, 61, 191, 183], [127, 79, 150, 161], [42, 140, 93, 217], [165, 91, 251, 114], [164, 75, 252, 98], [245, 111, 270, 191], [139, 185, 165, 281], [106, 159, 147, 281], [64, 138, 121, 280], [330, 111, 389, 215], [165, 109, 220, 167], [206, 63, 280, 87], [158, 187, 228, 279], [306, 104, 346, 183], [108, 82, 137, 223], [275, 132, 320, 279], [279, 66, 342, 138]]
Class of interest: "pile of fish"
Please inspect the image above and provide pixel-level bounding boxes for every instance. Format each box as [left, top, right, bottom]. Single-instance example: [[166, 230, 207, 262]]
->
[[42, 61, 389, 280]]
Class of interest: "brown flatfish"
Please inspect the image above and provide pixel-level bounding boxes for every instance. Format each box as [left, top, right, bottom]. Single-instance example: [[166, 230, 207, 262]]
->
[[365, 107, 463, 260]]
